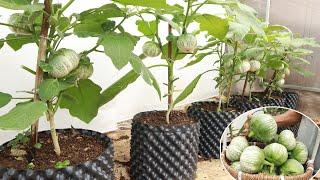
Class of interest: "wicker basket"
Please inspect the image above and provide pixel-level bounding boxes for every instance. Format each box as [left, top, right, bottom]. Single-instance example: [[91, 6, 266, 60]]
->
[[221, 110, 319, 180], [221, 150, 314, 180]]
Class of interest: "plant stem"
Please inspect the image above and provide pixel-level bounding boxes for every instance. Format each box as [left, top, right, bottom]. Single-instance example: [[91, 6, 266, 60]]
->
[[182, 0, 192, 34], [60, 0, 75, 14], [264, 70, 277, 98], [12, 97, 33, 100], [46, 103, 61, 156], [31, 0, 52, 148], [0, 22, 31, 33], [226, 41, 238, 108], [241, 72, 249, 100], [166, 24, 174, 124]]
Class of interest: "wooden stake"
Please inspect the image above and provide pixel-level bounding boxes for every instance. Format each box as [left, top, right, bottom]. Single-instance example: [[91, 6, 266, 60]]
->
[[30, 0, 52, 146]]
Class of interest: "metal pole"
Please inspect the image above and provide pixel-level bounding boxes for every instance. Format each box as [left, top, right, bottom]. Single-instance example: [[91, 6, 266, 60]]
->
[[265, 0, 271, 25]]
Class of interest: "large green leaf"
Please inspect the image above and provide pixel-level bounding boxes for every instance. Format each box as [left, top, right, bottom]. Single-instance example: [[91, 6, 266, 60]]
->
[[79, 4, 124, 21], [38, 79, 73, 102], [136, 20, 157, 37], [195, 14, 229, 40], [59, 79, 102, 123], [0, 0, 43, 11], [129, 55, 161, 98], [74, 4, 124, 38], [231, 5, 265, 36], [100, 70, 139, 106], [0, 102, 47, 130], [6, 34, 35, 51], [0, 92, 12, 108], [0, 41, 4, 49], [113, 0, 180, 11], [100, 32, 139, 69], [172, 72, 206, 107], [228, 22, 250, 40]]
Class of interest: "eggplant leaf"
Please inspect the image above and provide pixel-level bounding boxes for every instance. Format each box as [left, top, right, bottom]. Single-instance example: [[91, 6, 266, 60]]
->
[[100, 70, 139, 106], [0, 92, 12, 108], [59, 79, 102, 123], [0, 102, 47, 130]]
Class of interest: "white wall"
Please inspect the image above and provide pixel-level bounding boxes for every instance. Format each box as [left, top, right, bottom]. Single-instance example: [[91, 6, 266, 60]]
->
[[0, 0, 223, 143]]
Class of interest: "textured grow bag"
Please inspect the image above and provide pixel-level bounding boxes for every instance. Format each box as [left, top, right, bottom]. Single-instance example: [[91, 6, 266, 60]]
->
[[282, 91, 299, 110], [187, 102, 242, 159], [130, 111, 200, 180], [230, 94, 285, 112], [0, 129, 114, 180]]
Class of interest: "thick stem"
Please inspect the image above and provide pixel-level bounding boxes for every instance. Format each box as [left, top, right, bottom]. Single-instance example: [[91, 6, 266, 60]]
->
[[166, 24, 174, 124], [241, 72, 249, 100], [182, 0, 192, 34], [31, 0, 52, 147], [46, 104, 61, 156], [264, 70, 277, 98], [226, 41, 238, 108]]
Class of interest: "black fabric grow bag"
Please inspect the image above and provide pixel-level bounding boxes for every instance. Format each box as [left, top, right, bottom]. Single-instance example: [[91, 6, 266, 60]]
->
[[282, 91, 299, 110], [130, 111, 200, 180], [187, 102, 242, 159], [0, 129, 114, 180]]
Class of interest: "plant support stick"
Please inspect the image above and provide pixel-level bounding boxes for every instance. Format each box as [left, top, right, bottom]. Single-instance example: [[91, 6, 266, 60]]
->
[[31, 0, 52, 147]]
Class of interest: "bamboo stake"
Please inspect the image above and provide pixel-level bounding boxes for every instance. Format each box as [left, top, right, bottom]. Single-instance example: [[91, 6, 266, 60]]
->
[[30, 0, 52, 147]]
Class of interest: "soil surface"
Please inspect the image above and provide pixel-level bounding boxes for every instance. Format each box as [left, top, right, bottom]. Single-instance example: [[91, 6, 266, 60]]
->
[[0, 130, 105, 170], [193, 101, 237, 112], [134, 111, 196, 126]]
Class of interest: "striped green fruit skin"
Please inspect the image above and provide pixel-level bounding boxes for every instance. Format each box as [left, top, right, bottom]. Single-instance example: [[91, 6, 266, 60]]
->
[[73, 63, 94, 79], [177, 33, 197, 53], [280, 159, 304, 176], [49, 49, 80, 78], [240, 146, 265, 173], [290, 141, 308, 164], [278, 130, 296, 151], [142, 41, 161, 57], [264, 143, 288, 166], [226, 136, 249, 162], [249, 114, 277, 143]]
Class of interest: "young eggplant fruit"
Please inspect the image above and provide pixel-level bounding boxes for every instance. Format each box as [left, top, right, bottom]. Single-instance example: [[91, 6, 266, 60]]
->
[[177, 33, 197, 53], [278, 130, 296, 151], [248, 114, 277, 143], [226, 136, 249, 162], [49, 48, 80, 78]]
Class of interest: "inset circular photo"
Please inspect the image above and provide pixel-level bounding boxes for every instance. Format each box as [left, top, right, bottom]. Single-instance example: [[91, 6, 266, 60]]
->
[[220, 107, 320, 179]]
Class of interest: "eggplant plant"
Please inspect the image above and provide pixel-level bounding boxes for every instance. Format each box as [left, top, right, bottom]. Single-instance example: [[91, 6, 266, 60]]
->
[[238, 25, 319, 100], [183, 0, 265, 111], [0, 0, 157, 161], [111, 0, 232, 124], [258, 25, 320, 98]]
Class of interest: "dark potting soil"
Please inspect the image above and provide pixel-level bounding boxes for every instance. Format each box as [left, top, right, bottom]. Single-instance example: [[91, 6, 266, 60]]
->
[[193, 102, 237, 112], [134, 111, 196, 126], [0, 130, 104, 170], [251, 91, 282, 100]]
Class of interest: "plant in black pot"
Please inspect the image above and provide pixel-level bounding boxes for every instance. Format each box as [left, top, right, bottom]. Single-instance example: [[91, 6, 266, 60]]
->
[[0, 0, 156, 179], [236, 25, 320, 111], [187, 0, 266, 159], [109, 0, 217, 179]]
